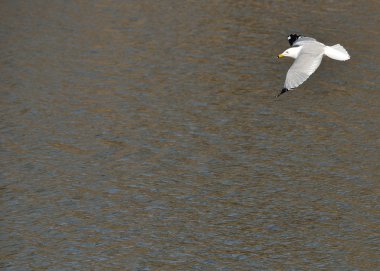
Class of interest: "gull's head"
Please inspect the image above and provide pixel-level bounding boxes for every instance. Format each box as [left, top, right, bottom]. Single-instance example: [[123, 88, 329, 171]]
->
[[277, 47, 301, 59]]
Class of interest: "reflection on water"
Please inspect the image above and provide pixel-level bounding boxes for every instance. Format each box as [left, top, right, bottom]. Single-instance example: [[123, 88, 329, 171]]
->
[[1, 1, 379, 270]]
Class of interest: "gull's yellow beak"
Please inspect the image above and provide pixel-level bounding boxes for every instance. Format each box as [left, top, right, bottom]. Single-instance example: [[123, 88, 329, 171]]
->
[[277, 54, 284, 58]]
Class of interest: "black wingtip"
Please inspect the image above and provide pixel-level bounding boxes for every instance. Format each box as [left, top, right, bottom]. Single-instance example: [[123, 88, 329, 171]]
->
[[287, 33, 302, 46], [276, 88, 289, 98]]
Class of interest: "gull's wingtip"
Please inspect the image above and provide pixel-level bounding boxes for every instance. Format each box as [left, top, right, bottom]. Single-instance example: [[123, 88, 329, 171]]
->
[[276, 88, 289, 98]]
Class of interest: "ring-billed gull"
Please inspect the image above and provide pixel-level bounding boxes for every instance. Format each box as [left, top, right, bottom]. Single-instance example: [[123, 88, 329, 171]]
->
[[277, 34, 350, 97]]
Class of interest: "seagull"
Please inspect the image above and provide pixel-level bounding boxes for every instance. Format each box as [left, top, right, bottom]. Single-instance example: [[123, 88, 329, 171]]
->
[[276, 34, 350, 97]]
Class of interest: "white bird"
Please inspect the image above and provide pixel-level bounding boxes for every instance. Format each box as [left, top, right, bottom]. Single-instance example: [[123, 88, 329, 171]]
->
[[277, 34, 350, 97]]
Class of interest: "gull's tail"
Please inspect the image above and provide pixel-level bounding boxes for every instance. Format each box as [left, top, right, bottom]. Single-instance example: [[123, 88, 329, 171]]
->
[[324, 44, 350, 61]]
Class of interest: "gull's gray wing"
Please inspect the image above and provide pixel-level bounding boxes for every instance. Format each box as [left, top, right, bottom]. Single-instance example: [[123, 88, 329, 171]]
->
[[284, 51, 324, 89], [293, 36, 317, 46], [288, 34, 317, 46]]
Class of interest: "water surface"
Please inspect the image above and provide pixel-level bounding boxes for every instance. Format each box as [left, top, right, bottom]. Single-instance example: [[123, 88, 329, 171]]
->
[[1, 1, 379, 270]]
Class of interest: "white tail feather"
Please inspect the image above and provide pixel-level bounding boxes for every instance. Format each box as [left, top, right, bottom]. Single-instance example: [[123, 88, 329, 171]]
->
[[324, 44, 350, 61]]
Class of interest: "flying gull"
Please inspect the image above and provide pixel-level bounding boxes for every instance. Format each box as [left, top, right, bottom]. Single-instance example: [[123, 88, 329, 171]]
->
[[277, 34, 350, 97]]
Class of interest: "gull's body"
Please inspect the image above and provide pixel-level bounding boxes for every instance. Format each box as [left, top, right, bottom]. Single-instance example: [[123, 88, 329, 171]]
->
[[277, 34, 350, 97]]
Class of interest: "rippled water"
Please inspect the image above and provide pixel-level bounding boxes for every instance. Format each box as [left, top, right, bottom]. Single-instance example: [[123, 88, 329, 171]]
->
[[1, 1, 379, 270]]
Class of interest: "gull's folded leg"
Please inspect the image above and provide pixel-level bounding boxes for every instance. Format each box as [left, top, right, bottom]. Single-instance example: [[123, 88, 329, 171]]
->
[[276, 88, 289, 98]]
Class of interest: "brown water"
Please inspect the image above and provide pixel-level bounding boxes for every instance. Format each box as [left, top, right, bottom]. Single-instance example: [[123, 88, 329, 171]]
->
[[1, 1, 379, 270]]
